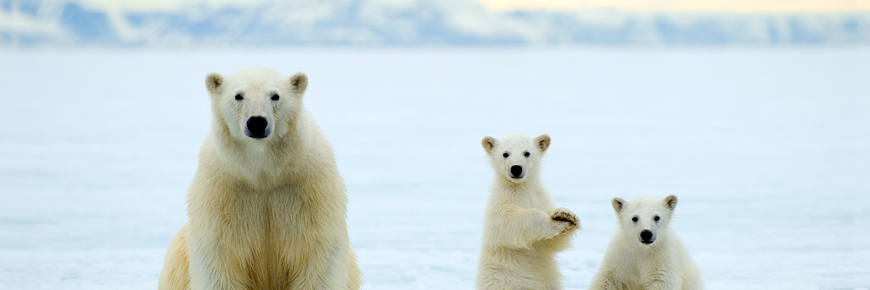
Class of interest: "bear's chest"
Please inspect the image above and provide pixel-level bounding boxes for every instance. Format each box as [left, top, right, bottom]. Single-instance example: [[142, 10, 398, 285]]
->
[[227, 186, 313, 238], [226, 188, 320, 284], [515, 189, 556, 212], [614, 251, 662, 289]]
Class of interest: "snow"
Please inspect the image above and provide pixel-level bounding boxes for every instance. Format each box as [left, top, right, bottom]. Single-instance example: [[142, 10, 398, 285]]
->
[[0, 48, 868, 289]]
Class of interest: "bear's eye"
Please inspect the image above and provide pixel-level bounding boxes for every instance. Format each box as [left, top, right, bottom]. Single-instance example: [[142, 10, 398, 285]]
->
[[524, 151, 530, 157], [503, 152, 509, 158], [235, 93, 243, 100], [271, 93, 279, 101], [631, 216, 639, 223], [654, 215, 660, 222]]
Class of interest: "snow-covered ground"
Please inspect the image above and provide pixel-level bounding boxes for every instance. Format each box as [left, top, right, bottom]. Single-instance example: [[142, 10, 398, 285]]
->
[[0, 48, 867, 290]]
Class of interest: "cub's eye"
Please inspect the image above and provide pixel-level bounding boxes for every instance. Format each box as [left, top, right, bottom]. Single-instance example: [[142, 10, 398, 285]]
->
[[654, 215, 660, 222], [524, 151, 530, 157], [271, 93, 280, 101], [234, 93, 243, 100], [631, 216, 639, 223], [502, 152, 509, 158]]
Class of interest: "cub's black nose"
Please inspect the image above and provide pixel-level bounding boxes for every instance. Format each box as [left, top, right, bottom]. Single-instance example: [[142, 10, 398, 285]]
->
[[246, 116, 268, 138], [640, 230, 653, 242], [510, 165, 523, 178]]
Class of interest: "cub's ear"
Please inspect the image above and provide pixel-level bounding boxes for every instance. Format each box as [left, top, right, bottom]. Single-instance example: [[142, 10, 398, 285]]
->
[[664, 195, 678, 211], [535, 134, 551, 152], [206, 72, 224, 95], [481, 136, 497, 152], [612, 197, 625, 214], [290, 72, 308, 95]]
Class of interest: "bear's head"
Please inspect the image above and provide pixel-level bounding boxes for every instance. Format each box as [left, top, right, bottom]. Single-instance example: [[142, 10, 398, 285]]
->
[[205, 68, 308, 143], [481, 133, 551, 183], [611, 195, 678, 247]]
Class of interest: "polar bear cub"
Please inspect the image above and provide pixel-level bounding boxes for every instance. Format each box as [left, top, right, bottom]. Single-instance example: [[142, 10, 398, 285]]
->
[[158, 68, 361, 290], [476, 133, 580, 290], [589, 195, 703, 290]]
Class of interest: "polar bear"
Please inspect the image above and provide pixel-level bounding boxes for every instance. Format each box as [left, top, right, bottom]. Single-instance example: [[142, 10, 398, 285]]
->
[[158, 68, 362, 290], [476, 133, 580, 290], [588, 195, 703, 290]]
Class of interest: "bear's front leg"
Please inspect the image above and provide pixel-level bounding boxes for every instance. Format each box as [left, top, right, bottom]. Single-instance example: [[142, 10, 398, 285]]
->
[[187, 235, 251, 290], [523, 207, 576, 242], [543, 208, 580, 250], [484, 206, 575, 249], [288, 240, 354, 290]]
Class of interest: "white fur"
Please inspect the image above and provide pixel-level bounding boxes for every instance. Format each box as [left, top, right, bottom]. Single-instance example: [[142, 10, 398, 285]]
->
[[588, 195, 703, 290], [476, 133, 580, 290], [158, 68, 361, 290]]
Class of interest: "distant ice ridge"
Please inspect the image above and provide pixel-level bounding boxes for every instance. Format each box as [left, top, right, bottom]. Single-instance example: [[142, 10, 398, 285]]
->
[[2, 0, 870, 47]]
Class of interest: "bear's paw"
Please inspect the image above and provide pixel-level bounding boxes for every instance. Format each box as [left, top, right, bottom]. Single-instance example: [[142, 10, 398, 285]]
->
[[551, 208, 580, 230]]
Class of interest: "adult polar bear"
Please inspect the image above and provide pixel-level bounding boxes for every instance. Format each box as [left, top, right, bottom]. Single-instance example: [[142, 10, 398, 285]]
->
[[159, 68, 362, 290]]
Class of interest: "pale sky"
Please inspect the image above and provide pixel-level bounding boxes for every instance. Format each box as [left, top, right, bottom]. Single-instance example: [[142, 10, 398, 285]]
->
[[78, 0, 870, 13]]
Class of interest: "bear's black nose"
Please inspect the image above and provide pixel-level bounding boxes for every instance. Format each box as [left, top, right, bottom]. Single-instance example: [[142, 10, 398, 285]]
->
[[640, 230, 653, 242], [510, 165, 523, 178], [246, 116, 269, 138]]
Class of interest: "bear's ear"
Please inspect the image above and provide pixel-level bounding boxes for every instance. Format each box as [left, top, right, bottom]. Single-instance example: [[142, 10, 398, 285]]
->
[[206, 72, 224, 95], [612, 197, 625, 214], [664, 195, 678, 211], [535, 134, 551, 152], [290, 72, 308, 95], [481, 136, 497, 152]]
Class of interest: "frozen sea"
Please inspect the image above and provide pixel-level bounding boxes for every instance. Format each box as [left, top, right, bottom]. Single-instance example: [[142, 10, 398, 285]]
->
[[0, 48, 868, 290]]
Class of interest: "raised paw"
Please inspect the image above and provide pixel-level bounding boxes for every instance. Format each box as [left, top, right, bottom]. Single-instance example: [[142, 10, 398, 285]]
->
[[551, 208, 580, 229]]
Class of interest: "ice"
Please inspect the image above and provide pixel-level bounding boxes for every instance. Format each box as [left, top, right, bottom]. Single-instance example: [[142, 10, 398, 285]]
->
[[0, 48, 868, 289]]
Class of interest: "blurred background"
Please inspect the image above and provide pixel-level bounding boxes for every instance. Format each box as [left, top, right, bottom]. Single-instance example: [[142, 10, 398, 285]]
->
[[3, 0, 870, 46], [1, 1, 868, 290]]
